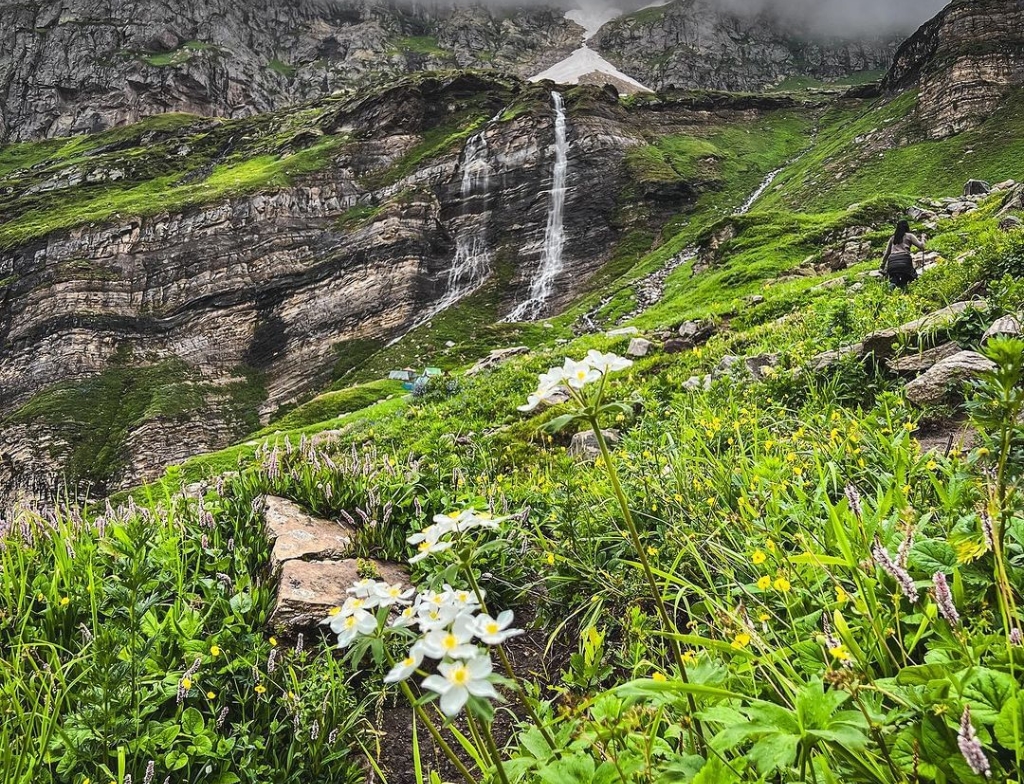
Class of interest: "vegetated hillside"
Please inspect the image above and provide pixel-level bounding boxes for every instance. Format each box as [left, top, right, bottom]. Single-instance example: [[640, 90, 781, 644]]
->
[[5, 88, 1024, 781], [0, 73, 815, 503]]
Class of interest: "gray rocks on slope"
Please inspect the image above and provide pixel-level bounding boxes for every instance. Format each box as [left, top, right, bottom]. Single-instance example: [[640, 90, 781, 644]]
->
[[0, 0, 581, 143], [904, 351, 997, 406]]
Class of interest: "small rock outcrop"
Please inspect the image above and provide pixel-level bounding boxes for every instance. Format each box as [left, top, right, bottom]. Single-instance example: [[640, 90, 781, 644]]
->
[[983, 314, 1022, 343], [904, 351, 997, 406], [862, 301, 988, 360], [569, 429, 620, 460], [626, 338, 652, 358], [886, 342, 962, 377], [263, 495, 409, 634], [467, 346, 530, 376]]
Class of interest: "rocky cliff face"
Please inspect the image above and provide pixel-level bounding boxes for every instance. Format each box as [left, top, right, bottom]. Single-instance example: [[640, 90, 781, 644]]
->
[[0, 0, 581, 143], [0, 74, 790, 503], [0, 0, 910, 145], [592, 0, 901, 93], [882, 0, 1024, 138]]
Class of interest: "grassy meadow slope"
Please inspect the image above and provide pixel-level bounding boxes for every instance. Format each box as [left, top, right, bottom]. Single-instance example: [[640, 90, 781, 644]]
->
[[4, 72, 1024, 783]]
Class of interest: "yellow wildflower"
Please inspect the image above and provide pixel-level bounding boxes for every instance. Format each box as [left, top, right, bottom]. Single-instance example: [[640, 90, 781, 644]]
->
[[732, 632, 752, 649], [207, 691, 216, 700], [255, 685, 267, 695], [752, 550, 767, 565], [757, 576, 772, 591], [545, 551, 555, 566], [758, 613, 770, 623], [652, 672, 667, 682], [766, 539, 777, 553], [836, 586, 849, 604], [774, 577, 792, 593], [210, 645, 221, 658], [181, 677, 193, 690], [59, 597, 69, 607], [829, 645, 852, 662], [269, 636, 278, 647]]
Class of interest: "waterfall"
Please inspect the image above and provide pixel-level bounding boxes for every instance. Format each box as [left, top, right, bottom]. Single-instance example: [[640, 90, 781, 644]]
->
[[437, 131, 492, 309], [508, 91, 569, 322], [736, 167, 784, 215]]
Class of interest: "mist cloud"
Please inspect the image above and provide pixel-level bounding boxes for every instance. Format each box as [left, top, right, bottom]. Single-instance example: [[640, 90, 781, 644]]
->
[[422, 0, 949, 38]]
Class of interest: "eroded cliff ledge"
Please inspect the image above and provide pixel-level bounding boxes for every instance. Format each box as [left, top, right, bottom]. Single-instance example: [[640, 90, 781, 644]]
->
[[0, 73, 806, 503]]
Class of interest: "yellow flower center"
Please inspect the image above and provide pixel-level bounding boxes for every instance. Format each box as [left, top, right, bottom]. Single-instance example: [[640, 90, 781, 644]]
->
[[450, 667, 469, 686], [485, 623, 500, 635], [403, 657, 416, 668], [442, 634, 459, 650]]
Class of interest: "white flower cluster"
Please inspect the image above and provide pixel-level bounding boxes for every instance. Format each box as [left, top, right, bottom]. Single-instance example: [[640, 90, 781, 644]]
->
[[324, 510, 523, 717], [519, 351, 633, 412], [408, 509, 502, 563]]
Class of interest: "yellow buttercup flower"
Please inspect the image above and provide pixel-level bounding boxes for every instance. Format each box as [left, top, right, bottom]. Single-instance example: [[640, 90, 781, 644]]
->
[[829, 645, 852, 662], [59, 597, 69, 607], [255, 685, 267, 695], [545, 551, 555, 566], [758, 612, 770, 623], [181, 677, 193, 690], [207, 691, 216, 699], [210, 645, 221, 657], [652, 672, 667, 682], [269, 636, 278, 647], [774, 577, 792, 593], [836, 586, 849, 604], [757, 576, 772, 591], [732, 632, 752, 649], [751, 550, 767, 565]]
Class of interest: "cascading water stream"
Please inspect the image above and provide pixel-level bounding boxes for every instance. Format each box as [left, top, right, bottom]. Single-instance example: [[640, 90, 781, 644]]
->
[[508, 91, 569, 321], [437, 130, 492, 309]]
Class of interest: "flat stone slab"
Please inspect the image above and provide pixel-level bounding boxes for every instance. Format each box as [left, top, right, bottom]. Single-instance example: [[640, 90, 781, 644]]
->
[[886, 342, 961, 377], [863, 300, 987, 360], [264, 496, 356, 572], [905, 351, 997, 406], [271, 559, 411, 634]]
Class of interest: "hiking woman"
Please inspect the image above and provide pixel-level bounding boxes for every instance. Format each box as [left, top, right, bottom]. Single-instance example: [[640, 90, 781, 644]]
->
[[881, 220, 926, 290]]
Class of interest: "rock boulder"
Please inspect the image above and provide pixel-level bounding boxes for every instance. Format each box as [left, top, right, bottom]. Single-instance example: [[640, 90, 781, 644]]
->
[[904, 351, 997, 405]]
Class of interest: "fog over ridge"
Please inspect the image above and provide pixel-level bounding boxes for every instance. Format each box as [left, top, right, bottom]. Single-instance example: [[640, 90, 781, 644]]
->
[[395, 0, 948, 37]]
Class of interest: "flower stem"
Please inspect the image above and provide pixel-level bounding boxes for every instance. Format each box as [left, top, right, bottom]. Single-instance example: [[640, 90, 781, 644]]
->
[[589, 416, 706, 751], [469, 711, 511, 784], [398, 679, 477, 784], [462, 560, 559, 751]]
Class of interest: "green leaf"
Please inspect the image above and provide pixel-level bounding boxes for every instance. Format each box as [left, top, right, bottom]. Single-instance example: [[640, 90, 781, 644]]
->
[[994, 695, 1024, 751], [748, 733, 799, 774], [165, 750, 189, 771], [543, 414, 580, 434], [964, 668, 1015, 724], [212, 775, 242, 784], [909, 539, 958, 575], [181, 707, 205, 736], [537, 754, 595, 784], [896, 663, 952, 686]]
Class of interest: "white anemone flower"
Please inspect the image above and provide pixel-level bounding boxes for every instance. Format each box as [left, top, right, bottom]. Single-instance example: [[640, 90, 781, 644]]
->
[[450, 510, 503, 534], [420, 615, 479, 659], [373, 582, 415, 607], [443, 585, 483, 612], [417, 603, 461, 632], [409, 538, 453, 564], [341, 595, 377, 615], [472, 610, 524, 646], [332, 609, 378, 648], [391, 606, 419, 628], [347, 578, 378, 598], [422, 655, 500, 717], [409, 522, 450, 546], [586, 350, 633, 375], [518, 367, 568, 412], [563, 358, 602, 390], [384, 645, 425, 683]]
